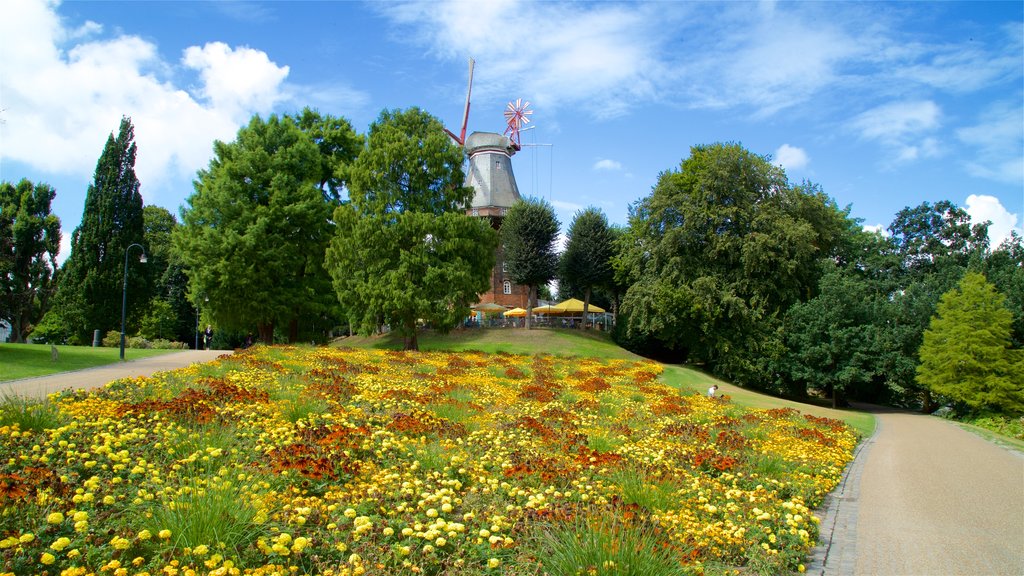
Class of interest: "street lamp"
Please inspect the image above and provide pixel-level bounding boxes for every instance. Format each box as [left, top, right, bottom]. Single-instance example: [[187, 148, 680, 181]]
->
[[120, 243, 147, 361]]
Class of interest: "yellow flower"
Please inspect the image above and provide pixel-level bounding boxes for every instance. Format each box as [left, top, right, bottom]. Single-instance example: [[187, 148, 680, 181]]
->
[[72, 511, 88, 522], [50, 537, 71, 551], [40, 553, 55, 565], [158, 529, 172, 539], [47, 512, 65, 524], [19, 533, 34, 543], [138, 530, 152, 540], [192, 544, 209, 556], [488, 558, 501, 569]]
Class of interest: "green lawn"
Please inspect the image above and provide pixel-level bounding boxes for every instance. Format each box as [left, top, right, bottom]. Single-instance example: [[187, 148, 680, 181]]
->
[[337, 327, 877, 437], [0, 343, 176, 382]]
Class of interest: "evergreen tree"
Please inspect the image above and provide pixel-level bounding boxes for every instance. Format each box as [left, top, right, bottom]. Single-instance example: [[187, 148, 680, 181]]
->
[[40, 117, 145, 343], [501, 198, 560, 330], [175, 113, 348, 345], [143, 206, 193, 344], [326, 107, 496, 350], [560, 207, 613, 329], [0, 179, 62, 342], [917, 272, 1023, 415]]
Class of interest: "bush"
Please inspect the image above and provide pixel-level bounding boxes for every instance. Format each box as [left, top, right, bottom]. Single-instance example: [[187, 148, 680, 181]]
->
[[102, 331, 186, 350]]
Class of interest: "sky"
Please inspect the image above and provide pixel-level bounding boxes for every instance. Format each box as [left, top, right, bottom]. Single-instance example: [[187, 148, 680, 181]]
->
[[1, 0, 1022, 264]]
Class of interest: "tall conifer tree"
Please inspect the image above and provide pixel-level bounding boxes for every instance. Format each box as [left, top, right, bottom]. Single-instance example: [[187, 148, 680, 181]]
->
[[42, 117, 145, 343]]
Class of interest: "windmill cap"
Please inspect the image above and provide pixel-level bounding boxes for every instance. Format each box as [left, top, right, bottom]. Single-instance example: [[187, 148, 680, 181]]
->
[[465, 131, 516, 156]]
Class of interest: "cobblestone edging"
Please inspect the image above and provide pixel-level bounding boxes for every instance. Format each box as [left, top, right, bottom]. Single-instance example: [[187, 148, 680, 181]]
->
[[805, 417, 881, 576]]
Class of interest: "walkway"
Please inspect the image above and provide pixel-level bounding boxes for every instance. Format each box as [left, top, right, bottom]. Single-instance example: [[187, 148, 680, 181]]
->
[[0, 349, 229, 399], [811, 406, 1024, 575]]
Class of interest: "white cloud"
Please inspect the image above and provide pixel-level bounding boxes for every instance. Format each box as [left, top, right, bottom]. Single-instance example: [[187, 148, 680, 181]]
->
[[551, 199, 584, 214], [957, 100, 1024, 185], [964, 194, 1022, 248], [850, 100, 943, 163], [593, 159, 623, 171], [773, 144, 809, 171], [0, 0, 292, 208], [862, 224, 891, 237]]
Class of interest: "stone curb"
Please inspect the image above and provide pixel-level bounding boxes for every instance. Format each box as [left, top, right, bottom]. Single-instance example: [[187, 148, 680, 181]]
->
[[805, 417, 881, 575]]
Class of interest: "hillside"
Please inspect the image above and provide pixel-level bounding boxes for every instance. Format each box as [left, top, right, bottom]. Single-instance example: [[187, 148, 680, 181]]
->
[[336, 327, 875, 437]]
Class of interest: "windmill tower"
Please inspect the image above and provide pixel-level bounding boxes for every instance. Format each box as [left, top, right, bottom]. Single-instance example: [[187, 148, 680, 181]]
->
[[445, 59, 533, 309]]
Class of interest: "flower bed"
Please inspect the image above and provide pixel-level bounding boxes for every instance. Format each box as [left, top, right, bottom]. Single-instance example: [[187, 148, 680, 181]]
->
[[0, 346, 857, 575]]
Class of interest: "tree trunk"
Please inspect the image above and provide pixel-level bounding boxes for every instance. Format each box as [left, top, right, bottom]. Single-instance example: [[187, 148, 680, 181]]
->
[[526, 285, 536, 330], [288, 318, 298, 343], [581, 287, 591, 330], [257, 322, 274, 345], [404, 320, 419, 351]]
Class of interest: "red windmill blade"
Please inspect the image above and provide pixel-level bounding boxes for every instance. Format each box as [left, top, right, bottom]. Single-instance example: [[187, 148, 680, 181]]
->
[[503, 98, 533, 149]]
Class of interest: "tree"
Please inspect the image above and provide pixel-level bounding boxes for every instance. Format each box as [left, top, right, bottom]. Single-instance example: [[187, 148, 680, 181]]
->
[[175, 113, 348, 344], [779, 266, 890, 407], [143, 206, 194, 344], [288, 107, 364, 202], [325, 107, 496, 350], [0, 179, 61, 342], [501, 198, 560, 330], [560, 207, 613, 328], [40, 117, 145, 344], [917, 272, 1023, 415], [986, 232, 1024, 347], [614, 143, 848, 385]]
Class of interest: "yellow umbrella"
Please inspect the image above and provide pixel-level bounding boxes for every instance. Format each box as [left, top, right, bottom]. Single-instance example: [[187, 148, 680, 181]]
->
[[503, 307, 528, 317], [532, 304, 566, 315], [553, 298, 606, 313]]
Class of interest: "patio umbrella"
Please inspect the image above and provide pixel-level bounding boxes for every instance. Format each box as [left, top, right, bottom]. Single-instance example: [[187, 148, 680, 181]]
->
[[553, 298, 606, 313], [532, 304, 566, 315], [471, 302, 508, 313], [503, 307, 528, 317]]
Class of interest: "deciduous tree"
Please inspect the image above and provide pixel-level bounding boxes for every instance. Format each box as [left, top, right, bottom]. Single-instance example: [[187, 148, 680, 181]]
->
[[326, 107, 496, 350], [501, 198, 560, 330], [0, 179, 61, 342]]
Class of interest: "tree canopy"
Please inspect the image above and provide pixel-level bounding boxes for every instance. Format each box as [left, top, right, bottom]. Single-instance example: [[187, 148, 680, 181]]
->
[[325, 107, 496, 350], [615, 142, 850, 384], [916, 272, 1023, 415], [0, 179, 62, 342], [175, 113, 347, 344], [560, 207, 613, 328], [501, 198, 560, 329]]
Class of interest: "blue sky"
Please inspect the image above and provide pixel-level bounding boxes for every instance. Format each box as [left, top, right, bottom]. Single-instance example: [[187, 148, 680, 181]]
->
[[2, 0, 1021, 263]]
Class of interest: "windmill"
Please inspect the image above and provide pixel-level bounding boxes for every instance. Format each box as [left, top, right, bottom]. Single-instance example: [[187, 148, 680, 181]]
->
[[444, 58, 532, 309]]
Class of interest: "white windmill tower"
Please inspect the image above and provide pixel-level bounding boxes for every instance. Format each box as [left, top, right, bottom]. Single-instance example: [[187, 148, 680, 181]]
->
[[444, 59, 534, 308]]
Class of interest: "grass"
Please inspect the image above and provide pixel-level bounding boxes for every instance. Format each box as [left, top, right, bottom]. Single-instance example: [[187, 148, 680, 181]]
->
[[337, 326, 644, 359], [0, 343, 177, 382], [340, 328, 877, 437]]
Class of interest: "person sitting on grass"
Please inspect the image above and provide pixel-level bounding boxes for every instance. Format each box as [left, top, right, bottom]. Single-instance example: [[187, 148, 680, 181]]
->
[[708, 385, 718, 398]]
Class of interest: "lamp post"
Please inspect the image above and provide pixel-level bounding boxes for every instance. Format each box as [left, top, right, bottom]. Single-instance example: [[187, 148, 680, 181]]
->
[[120, 243, 147, 361]]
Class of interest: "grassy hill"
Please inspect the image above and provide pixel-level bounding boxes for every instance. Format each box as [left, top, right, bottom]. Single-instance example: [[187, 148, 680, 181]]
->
[[336, 327, 875, 437]]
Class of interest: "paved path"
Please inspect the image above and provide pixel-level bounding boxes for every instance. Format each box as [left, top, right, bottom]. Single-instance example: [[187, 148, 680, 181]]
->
[[0, 349, 229, 399], [811, 406, 1024, 576]]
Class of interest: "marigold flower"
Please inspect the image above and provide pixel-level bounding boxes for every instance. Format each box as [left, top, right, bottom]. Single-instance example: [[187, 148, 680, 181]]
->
[[47, 512, 65, 524], [40, 553, 55, 564]]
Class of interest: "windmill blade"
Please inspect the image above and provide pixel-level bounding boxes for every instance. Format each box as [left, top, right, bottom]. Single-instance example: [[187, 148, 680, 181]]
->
[[458, 58, 475, 145]]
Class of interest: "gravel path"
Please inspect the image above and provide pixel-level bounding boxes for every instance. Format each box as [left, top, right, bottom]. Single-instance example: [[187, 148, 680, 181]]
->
[[813, 406, 1024, 575], [0, 349, 229, 399]]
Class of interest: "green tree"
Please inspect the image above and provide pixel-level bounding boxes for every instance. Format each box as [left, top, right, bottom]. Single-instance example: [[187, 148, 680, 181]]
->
[[986, 232, 1024, 347], [41, 117, 145, 343], [916, 272, 1023, 415], [501, 198, 560, 330], [175, 113, 345, 344], [615, 143, 848, 384], [326, 107, 496, 350], [0, 179, 62, 342], [288, 107, 364, 201], [143, 206, 195, 344], [560, 207, 613, 329]]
